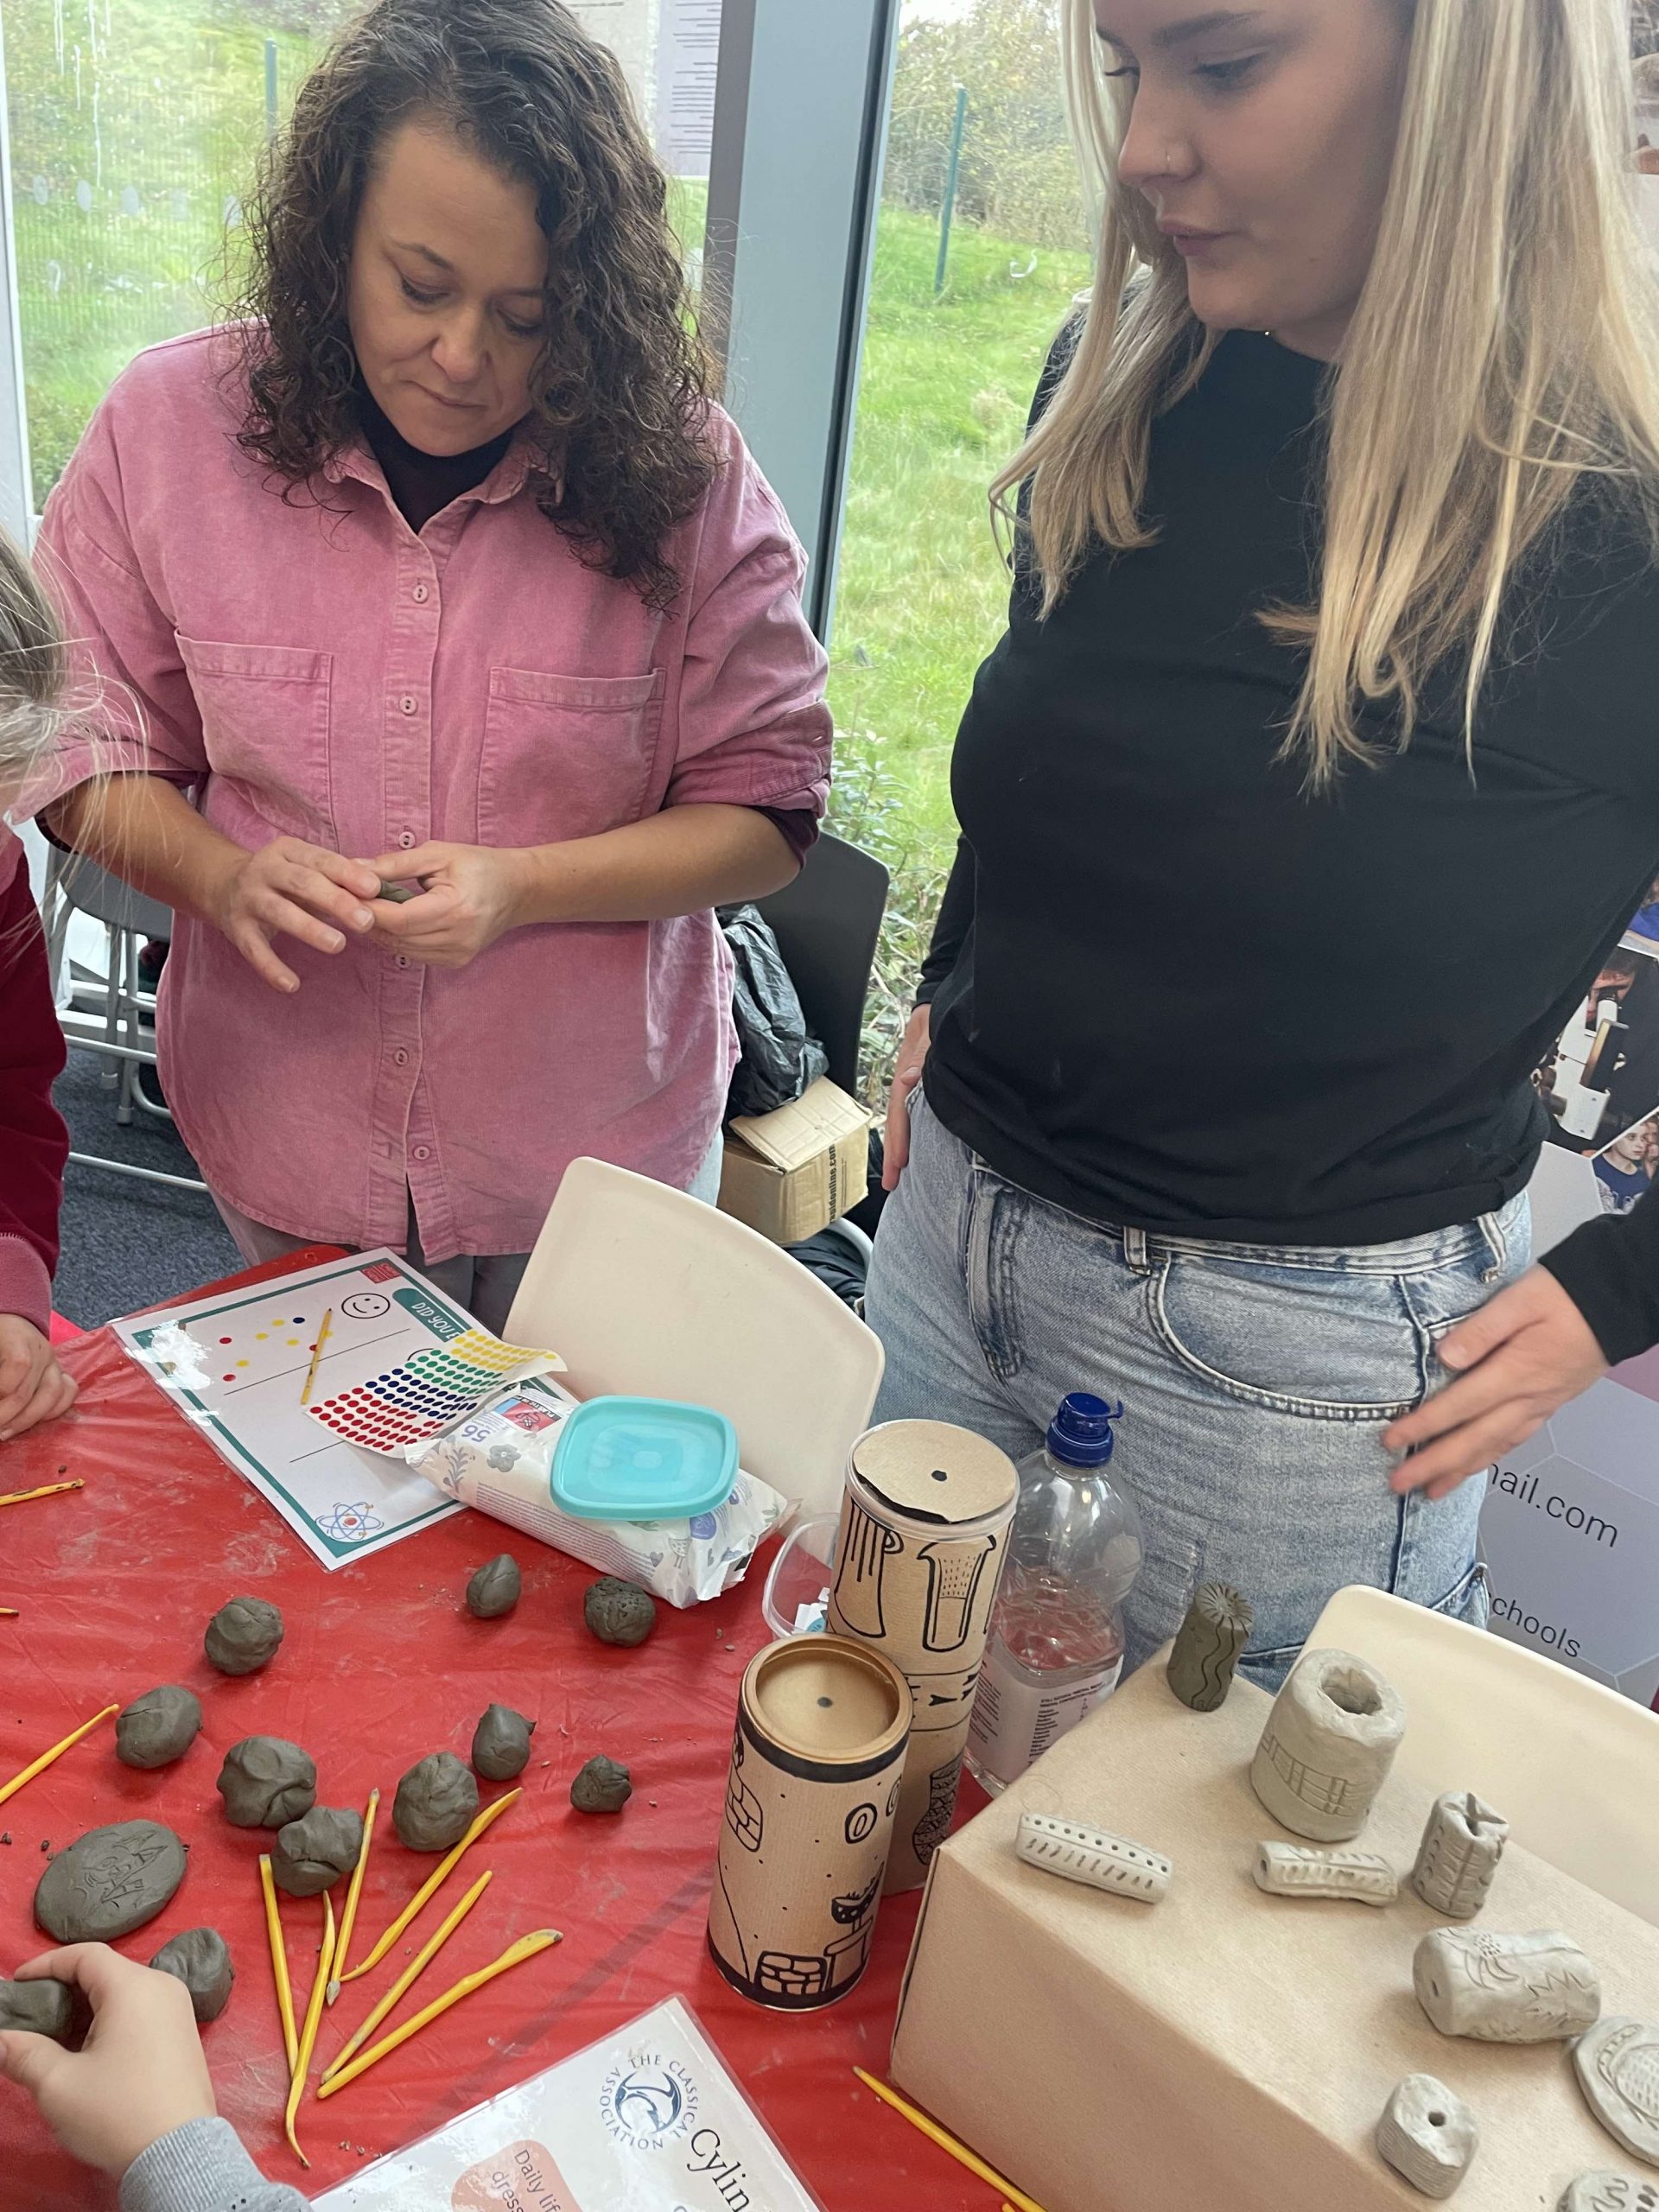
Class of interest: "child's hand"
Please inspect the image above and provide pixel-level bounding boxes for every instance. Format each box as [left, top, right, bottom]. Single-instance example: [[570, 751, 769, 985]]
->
[[0, 1315, 77, 1440], [0, 1944, 214, 2176]]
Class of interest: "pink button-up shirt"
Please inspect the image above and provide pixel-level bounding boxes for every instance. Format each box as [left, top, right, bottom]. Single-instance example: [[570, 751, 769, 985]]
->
[[35, 328, 831, 1261]]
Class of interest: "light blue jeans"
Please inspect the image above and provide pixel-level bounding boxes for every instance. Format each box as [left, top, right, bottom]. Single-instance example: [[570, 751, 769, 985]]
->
[[867, 1092, 1531, 1689]]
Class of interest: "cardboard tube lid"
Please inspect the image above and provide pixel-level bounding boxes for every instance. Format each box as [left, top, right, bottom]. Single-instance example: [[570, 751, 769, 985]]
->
[[849, 1421, 1018, 1529], [743, 1637, 910, 1766]]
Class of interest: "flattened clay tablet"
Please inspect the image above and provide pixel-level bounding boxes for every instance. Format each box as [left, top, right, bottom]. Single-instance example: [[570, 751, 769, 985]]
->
[[270, 1807, 363, 1897], [115, 1685, 202, 1770], [570, 1755, 632, 1815], [149, 1928, 234, 2024], [394, 1752, 478, 1851], [218, 1738, 316, 1829], [204, 1595, 284, 1676], [0, 1978, 75, 2043], [466, 1555, 521, 1620], [35, 1820, 187, 1942], [472, 1705, 535, 1783], [583, 1577, 657, 1649]]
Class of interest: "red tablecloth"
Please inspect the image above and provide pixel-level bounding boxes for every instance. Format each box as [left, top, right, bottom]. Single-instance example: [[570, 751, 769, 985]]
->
[[1, 1254, 988, 2210]]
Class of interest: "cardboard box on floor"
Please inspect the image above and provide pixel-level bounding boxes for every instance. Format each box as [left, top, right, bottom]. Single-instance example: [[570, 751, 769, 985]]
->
[[891, 1649, 1659, 2212], [719, 1077, 871, 1247]]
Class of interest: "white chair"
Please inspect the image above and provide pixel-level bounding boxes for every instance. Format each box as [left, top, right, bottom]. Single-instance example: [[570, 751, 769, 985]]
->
[[503, 1156, 885, 1519], [1306, 1583, 1659, 1924]]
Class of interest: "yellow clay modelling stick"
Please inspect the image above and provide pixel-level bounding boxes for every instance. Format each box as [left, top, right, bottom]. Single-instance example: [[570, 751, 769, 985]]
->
[[326, 1786, 379, 2004], [0, 1479, 83, 1510], [317, 1929, 560, 2100], [259, 1856, 299, 2072], [339, 1787, 521, 1982], [851, 2069, 1049, 2212], [321, 1869, 492, 2080], [283, 1892, 337, 2168], [0, 1703, 118, 1808]]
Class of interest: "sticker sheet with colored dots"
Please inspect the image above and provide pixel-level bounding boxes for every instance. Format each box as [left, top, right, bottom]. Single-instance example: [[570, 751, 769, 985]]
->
[[113, 1249, 564, 1572]]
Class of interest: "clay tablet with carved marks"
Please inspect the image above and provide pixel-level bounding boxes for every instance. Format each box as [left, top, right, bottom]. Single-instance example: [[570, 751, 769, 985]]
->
[[35, 1820, 187, 1942]]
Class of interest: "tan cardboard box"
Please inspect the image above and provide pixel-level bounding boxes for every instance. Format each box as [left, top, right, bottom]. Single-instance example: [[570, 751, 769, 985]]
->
[[719, 1077, 871, 1247], [891, 1648, 1659, 2212]]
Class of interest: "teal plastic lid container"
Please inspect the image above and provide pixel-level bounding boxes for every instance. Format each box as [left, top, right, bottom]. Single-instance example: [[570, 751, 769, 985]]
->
[[550, 1395, 740, 1522]]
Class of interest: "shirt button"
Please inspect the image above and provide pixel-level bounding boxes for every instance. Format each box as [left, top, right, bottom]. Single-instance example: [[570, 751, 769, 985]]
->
[[396, 954, 410, 969], [413, 1145, 431, 1162], [393, 1048, 409, 1067], [398, 830, 416, 849], [412, 583, 429, 603], [399, 695, 417, 715]]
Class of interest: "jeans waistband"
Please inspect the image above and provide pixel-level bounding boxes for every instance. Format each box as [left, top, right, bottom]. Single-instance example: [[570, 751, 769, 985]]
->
[[1108, 1191, 1527, 1280]]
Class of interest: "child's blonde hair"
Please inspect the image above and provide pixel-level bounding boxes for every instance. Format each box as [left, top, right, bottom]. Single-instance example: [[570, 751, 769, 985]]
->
[[0, 527, 66, 799]]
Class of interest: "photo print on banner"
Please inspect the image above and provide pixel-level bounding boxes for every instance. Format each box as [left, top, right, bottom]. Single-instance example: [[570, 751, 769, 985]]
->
[[1537, 874, 1659, 1213]]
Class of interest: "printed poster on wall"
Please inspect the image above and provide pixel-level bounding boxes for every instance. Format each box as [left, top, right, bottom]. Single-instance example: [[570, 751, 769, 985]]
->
[[655, 0, 721, 179], [565, 0, 652, 124]]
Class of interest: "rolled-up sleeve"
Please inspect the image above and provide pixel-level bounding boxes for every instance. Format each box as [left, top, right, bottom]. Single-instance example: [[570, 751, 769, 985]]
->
[[25, 374, 208, 814], [667, 421, 832, 821]]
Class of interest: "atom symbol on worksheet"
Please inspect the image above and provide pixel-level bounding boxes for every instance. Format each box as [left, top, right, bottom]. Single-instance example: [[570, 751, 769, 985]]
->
[[318, 1503, 385, 1543]]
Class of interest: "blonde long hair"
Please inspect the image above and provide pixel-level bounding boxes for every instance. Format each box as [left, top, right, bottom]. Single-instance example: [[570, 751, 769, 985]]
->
[[0, 527, 66, 801], [995, 0, 1659, 785]]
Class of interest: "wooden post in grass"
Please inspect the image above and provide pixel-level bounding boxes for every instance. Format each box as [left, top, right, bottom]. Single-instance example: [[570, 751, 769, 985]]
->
[[935, 86, 969, 297]]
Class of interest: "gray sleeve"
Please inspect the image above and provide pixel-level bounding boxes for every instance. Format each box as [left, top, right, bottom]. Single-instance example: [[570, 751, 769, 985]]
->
[[119, 2118, 313, 2212]]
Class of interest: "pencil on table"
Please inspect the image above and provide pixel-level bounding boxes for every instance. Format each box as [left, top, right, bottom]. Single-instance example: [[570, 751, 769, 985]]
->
[[326, 1786, 379, 2004], [0, 1479, 84, 1510], [317, 1927, 560, 2100], [283, 1891, 336, 2168], [259, 1855, 298, 2073], [322, 1869, 492, 2080], [851, 2069, 1050, 2212], [0, 1609, 16, 1618], [0, 1703, 117, 1810], [298, 1309, 334, 1406], [339, 1787, 520, 1983]]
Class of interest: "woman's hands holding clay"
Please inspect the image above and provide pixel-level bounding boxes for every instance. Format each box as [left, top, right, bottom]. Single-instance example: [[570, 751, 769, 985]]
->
[[362, 842, 529, 969], [882, 1004, 932, 1190], [0, 1944, 213, 2177], [1383, 1267, 1609, 1499], [204, 836, 381, 993], [0, 1316, 77, 1440]]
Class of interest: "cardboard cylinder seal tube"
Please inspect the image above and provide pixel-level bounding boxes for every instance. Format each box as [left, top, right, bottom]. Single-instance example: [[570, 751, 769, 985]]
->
[[828, 1421, 1019, 1892], [708, 1636, 911, 2011]]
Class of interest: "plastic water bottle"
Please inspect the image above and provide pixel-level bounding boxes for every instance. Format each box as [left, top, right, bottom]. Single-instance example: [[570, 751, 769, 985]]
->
[[964, 1394, 1142, 1796]]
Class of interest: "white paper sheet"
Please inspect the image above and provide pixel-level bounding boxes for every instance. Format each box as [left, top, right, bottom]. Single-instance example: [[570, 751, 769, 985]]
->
[[316, 1996, 822, 2211], [112, 1251, 560, 1570]]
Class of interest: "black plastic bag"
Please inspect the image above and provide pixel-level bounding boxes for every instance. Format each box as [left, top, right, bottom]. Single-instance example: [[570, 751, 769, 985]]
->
[[720, 903, 828, 1117]]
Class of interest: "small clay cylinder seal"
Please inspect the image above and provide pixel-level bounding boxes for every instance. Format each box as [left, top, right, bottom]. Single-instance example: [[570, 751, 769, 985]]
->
[[1411, 1790, 1508, 1921], [1376, 2074, 1479, 2198], [1414, 1927, 1600, 2044], [1249, 1646, 1405, 1843], [1166, 1581, 1253, 1711]]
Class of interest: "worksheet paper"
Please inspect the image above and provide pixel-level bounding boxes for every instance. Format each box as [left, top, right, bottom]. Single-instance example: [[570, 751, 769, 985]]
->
[[316, 1996, 823, 2211], [113, 1251, 562, 1571]]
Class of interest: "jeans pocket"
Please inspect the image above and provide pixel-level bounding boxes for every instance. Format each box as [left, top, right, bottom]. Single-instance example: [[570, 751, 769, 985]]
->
[[1150, 1254, 1421, 1420], [1421, 1557, 1489, 1630]]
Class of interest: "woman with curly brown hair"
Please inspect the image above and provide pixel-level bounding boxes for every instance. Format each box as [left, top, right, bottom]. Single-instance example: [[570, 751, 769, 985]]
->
[[32, 0, 830, 1328]]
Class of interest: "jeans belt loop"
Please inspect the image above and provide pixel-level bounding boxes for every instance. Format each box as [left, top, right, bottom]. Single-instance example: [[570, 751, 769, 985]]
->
[[1476, 1210, 1505, 1285], [1123, 1224, 1150, 1274]]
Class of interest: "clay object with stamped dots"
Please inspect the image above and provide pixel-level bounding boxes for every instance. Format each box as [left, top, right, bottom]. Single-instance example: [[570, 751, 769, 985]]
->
[[217, 1738, 316, 1830], [204, 1596, 284, 1676], [394, 1752, 479, 1850], [472, 1706, 535, 1783], [570, 1755, 632, 1814], [1558, 2174, 1659, 2209], [584, 1577, 657, 1649], [1249, 1646, 1405, 1843], [149, 1928, 234, 2024], [270, 1806, 364, 1897], [465, 1555, 521, 1620], [35, 1820, 188, 1942], [1376, 2074, 1479, 2198], [115, 1686, 202, 1770], [1166, 1581, 1254, 1712], [1573, 2018, 1659, 2171], [1015, 1812, 1171, 1902], [1414, 1927, 1600, 2044], [1412, 1789, 1509, 1920], [0, 1978, 76, 2043], [1253, 1840, 1398, 1905]]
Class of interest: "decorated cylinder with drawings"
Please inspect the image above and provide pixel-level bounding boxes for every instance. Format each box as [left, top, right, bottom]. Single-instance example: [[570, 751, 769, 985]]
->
[[827, 1421, 1019, 1892], [708, 1636, 911, 2012]]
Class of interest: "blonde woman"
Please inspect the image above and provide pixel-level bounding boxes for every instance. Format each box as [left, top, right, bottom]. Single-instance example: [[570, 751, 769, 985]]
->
[[871, 0, 1659, 1689]]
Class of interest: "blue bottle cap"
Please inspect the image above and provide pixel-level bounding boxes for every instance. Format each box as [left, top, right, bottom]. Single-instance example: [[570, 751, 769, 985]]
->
[[1046, 1392, 1123, 1467], [550, 1395, 740, 1522]]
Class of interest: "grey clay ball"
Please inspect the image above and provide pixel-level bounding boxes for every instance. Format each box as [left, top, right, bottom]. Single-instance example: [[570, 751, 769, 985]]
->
[[204, 1595, 284, 1676], [472, 1705, 535, 1783], [270, 1807, 364, 1897], [466, 1554, 522, 1620], [570, 1755, 632, 1815], [583, 1577, 657, 1649], [218, 1738, 317, 1830], [115, 1685, 203, 1770], [0, 1978, 75, 2043], [394, 1752, 479, 1851], [149, 1928, 235, 2024]]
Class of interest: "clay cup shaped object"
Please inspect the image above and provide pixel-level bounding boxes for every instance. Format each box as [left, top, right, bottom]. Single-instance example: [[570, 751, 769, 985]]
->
[[1249, 1647, 1405, 1843]]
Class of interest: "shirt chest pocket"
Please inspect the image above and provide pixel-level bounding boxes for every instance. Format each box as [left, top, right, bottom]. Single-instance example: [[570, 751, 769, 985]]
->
[[476, 667, 664, 847], [175, 635, 335, 844]]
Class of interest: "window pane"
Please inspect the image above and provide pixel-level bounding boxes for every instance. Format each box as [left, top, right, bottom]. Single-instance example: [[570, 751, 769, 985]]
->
[[4, 0, 719, 510], [826, 0, 1089, 1089]]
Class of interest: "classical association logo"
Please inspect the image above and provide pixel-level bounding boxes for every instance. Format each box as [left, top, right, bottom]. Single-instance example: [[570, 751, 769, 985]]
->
[[599, 2050, 699, 2152]]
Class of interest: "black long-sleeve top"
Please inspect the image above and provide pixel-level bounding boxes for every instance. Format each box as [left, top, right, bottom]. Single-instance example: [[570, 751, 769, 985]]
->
[[918, 325, 1659, 1365]]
